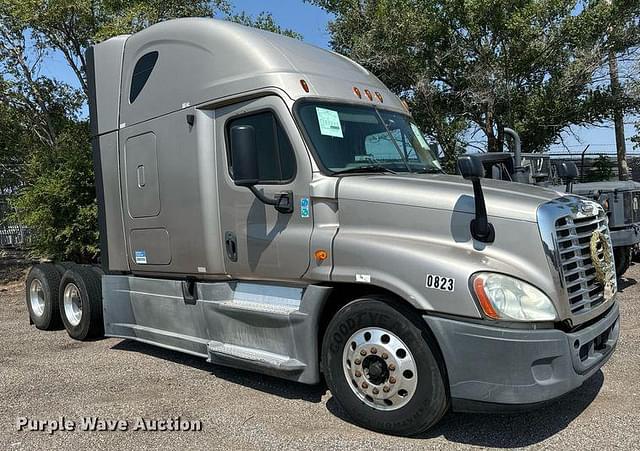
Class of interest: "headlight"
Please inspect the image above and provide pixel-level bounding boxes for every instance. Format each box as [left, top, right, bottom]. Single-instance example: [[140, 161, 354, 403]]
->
[[471, 272, 557, 321]]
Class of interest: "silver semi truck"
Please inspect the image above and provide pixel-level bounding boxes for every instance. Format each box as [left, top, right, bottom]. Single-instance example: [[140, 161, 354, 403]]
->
[[25, 18, 620, 436]]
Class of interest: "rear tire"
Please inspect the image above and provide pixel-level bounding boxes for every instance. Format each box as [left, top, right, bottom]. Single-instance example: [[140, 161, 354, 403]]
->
[[322, 297, 448, 436], [59, 266, 104, 340], [25, 264, 62, 330], [614, 246, 631, 278]]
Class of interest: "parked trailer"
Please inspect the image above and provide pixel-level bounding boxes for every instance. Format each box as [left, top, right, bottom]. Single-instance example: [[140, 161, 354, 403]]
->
[[25, 18, 620, 436]]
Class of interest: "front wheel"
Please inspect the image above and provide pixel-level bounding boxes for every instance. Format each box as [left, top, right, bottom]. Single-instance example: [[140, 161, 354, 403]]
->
[[322, 297, 448, 436], [614, 246, 632, 278]]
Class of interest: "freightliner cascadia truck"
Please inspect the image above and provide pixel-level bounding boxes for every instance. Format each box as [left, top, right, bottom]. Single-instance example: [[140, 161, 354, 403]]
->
[[24, 18, 620, 436]]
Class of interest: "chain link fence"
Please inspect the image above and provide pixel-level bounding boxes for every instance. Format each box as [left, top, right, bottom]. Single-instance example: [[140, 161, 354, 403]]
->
[[0, 194, 28, 248]]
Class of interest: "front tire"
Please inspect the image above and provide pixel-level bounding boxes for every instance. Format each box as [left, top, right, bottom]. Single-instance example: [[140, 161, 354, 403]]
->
[[614, 246, 631, 278], [322, 297, 448, 436], [59, 266, 104, 340]]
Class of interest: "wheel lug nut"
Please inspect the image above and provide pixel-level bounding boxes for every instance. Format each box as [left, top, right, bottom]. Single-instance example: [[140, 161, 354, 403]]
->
[[389, 376, 396, 384], [372, 388, 379, 395], [388, 364, 396, 371], [360, 350, 367, 356], [354, 358, 361, 365], [383, 386, 390, 393], [370, 347, 377, 354], [355, 370, 362, 377], [361, 382, 368, 389], [381, 353, 388, 359]]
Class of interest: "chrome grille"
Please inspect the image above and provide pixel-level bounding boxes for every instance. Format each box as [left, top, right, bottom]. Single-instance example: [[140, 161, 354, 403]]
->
[[555, 212, 609, 316]]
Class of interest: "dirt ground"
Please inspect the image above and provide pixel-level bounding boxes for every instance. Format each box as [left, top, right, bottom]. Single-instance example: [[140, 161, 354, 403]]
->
[[1, 253, 639, 450]]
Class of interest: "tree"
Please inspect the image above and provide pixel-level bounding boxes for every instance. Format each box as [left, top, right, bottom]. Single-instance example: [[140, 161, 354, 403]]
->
[[309, 0, 640, 169], [0, 1, 300, 260], [587, 154, 614, 181]]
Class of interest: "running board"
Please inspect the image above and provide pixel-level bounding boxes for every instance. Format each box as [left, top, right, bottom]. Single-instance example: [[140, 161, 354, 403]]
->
[[207, 341, 306, 374]]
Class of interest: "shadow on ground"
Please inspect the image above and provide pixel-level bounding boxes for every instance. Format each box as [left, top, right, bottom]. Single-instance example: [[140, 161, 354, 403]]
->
[[112, 339, 326, 403], [113, 338, 603, 447], [329, 371, 603, 447], [617, 274, 637, 292]]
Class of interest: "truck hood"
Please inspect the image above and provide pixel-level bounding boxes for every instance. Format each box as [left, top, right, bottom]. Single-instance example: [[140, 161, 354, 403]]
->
[[337, 173, 563, 222]]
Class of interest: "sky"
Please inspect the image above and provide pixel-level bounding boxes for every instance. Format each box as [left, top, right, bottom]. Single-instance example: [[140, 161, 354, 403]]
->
[[39, 0, 638, 156]]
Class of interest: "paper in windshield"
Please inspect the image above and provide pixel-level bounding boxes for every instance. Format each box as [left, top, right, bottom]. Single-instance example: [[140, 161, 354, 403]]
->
[[316, 107, 343, 138]]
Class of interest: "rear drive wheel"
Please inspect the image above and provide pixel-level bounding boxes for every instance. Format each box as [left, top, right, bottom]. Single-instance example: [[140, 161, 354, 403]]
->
[[59, 266, 104, 340], [322, 297, 448, 436], [614, 246, 632, 278], [25, 264, 62, 330]]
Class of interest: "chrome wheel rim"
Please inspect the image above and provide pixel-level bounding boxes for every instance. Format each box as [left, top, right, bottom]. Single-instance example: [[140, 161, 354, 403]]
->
[[342, 327, 418, 411], [29, 279, 46, 317], [63, 283, 82, 327]]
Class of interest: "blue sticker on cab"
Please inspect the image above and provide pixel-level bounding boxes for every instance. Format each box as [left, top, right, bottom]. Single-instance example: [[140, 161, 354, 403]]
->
[[135, 250, 147, 264], [300, 197, 310, 218]]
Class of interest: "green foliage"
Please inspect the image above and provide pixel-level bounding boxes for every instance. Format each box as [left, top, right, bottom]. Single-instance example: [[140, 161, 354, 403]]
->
[[228, 11, 303, 39], [586, 155, 614, 182], [11, 121, 99, 261], [309, 0, 640, 170]]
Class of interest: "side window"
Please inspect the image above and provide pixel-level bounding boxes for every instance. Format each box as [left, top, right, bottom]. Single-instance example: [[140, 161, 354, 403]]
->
[[129, 51, 159, 103], [227, 111, 296, 183]]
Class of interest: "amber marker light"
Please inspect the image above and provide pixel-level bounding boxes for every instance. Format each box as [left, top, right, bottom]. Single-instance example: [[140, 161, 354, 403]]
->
[[364, 89, 373, 101], [353, 86, 362, 98], [375, 91, 384, 102], [473, 276, 500, 320], [314, 249, 328, 262], [300, 79, 310, 93], [401, 99, 410, 112]]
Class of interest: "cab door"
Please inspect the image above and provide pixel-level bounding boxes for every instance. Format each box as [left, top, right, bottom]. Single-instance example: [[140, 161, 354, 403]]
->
[[215, 95, 314, 279]]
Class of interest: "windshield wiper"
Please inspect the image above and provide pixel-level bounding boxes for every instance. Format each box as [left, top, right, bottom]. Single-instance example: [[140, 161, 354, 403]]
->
[[414, 167, 444, 174], [333, 164, 397, 175]]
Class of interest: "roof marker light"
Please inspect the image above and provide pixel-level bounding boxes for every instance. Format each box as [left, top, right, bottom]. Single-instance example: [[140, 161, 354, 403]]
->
[[353, 86, 362, 98], [364, 89, 373, 101], [375, 92, 384, 103], [300, 79, 310, 93]]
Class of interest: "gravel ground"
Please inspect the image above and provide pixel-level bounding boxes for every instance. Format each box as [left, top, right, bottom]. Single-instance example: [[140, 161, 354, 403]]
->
[[1, 263, 639, 450]]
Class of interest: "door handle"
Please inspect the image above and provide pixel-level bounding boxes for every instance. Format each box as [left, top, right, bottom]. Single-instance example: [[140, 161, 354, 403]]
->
[[225, 231, 237, 262]]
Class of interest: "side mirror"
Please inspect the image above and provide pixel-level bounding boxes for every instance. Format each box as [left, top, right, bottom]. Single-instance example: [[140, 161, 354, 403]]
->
[[457, 155, 485, 179], [230, 125, 259, 187], [557, 162, 578, 193], [229, 124, 294, 214], [457, 155, 495, 243], [557, 162, 578, 180]]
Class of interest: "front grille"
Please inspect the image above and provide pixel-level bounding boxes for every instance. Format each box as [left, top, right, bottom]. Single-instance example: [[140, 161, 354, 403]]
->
[[623, 191, 640, 224], [555, 212, 609, 316]]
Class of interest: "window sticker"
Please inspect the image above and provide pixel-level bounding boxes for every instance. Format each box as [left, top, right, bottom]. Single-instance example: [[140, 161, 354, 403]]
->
[[410, 123, 429, 149], [316, 107, 343, 138]]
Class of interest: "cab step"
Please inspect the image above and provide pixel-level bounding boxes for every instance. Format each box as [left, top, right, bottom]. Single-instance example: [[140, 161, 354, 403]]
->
[[207, 341, 306, 374]]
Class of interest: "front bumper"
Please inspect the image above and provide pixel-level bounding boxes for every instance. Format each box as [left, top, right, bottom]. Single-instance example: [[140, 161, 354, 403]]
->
[[423, 302, 619, 411], [610, 225, 640, 248]]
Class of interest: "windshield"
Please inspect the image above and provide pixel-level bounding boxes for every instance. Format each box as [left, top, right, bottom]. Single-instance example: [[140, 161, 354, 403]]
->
[[296, 101, 442, 174]]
